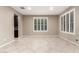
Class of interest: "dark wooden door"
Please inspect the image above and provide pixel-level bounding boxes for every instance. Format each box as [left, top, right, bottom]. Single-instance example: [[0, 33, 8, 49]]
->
[[14, 15, 18, 38]]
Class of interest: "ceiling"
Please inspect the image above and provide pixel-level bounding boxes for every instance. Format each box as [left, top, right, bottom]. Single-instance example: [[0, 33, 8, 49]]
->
[[11, 6, 69, 15]]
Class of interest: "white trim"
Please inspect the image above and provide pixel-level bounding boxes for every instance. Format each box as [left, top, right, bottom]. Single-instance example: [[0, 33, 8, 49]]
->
[[73, 8, 75, 34], [60, 36, 79, 47], [60, 8, 75, 35], [33, 17, 48, 32], [69, 12, 70, 32], [59, 16, 61, 32], [0, 40, 15, 48], [40, 18, 41, 31], [60, 31, 75, 35], [65, 14, 67, 32]]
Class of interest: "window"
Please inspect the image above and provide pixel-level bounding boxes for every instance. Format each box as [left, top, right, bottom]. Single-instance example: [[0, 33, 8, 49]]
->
[[33, 17, 48, 32], [64, 15, 66, 31], [66, 13, 69, 32], [60, 8, 75, 34], [61, 16, 64, 31], [70, 11, 74, 32]]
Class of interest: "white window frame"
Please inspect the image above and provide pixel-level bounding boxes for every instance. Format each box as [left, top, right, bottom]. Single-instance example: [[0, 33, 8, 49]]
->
[[33, 17, 48, 32], [60, 8, 75, 35]]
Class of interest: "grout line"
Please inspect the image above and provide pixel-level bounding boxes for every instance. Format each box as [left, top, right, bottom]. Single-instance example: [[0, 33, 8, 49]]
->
[[0, 40, 15, 48], [60, 36, 79, 47]]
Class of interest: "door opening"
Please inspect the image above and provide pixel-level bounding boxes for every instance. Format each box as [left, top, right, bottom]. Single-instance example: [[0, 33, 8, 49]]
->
[[14, 14, 18, 38]]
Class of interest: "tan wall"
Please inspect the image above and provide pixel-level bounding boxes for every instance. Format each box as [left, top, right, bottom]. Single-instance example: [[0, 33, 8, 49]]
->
[[59, 6, 79, 44], [0, 7, 23, 46], [23, 15, 59, 35]]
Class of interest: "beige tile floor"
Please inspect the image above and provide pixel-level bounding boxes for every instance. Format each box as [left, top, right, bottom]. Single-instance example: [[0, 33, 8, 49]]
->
[[0, 35, 79, 53]]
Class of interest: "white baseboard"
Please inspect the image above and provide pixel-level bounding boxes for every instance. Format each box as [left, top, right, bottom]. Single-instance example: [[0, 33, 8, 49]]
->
[[0, 40, 15, 48], [60, 36, 79, 47]]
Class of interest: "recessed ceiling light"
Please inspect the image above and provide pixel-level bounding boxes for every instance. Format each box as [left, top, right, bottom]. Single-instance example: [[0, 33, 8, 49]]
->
[[49, 7, 54, 10], [27, 7, 31, 10]]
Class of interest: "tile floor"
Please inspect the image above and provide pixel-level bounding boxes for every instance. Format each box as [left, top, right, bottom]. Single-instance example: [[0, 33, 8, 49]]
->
[[0, 35, 79, 53]]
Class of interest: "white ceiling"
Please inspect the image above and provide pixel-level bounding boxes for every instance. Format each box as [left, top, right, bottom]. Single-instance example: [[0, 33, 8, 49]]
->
[[11, 6, 69, 15]]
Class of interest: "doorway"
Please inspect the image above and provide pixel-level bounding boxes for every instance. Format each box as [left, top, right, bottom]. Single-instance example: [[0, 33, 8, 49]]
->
[[14, 14, 18, 38]]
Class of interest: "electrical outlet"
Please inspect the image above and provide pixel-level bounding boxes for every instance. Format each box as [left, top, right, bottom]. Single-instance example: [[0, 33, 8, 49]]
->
[[76, 39, 78, 42]]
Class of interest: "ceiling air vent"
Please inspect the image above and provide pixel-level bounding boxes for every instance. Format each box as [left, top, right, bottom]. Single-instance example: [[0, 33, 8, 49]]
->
[[20, 7, 25, 9]]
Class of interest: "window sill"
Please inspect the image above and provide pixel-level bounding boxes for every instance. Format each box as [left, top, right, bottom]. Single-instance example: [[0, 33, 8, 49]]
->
[[33, 30, 48, 32], [60, 31, 75, 35]]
